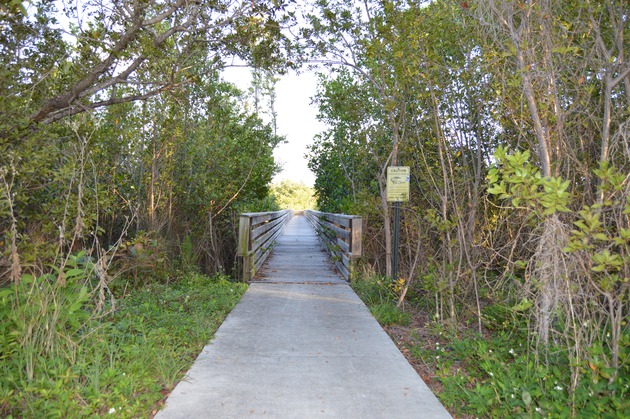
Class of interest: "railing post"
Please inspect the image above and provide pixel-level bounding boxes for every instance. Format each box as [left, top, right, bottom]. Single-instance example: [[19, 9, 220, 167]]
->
[[237, 210, 294, 282], [237, 214, 252, 281], [350, 217, 362, 258], [350, 216, 362, 280]]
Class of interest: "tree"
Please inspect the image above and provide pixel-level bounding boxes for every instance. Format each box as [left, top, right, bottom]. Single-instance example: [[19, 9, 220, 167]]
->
[[474, 0, 630, 348], [21, 0, 297, 126], [305, 0, 423, 277], [0, 0, 296, 283], [270, 180, 316, 211]]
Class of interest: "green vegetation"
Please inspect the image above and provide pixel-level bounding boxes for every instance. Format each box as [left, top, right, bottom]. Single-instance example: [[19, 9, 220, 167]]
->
[[1, 0, 628, 416], [412, 329, 629, 418], [352, 278, 411, 326], [270, 180, 317, 211], [0, 269, 247, 417], [353, 275, 629, 417], [1, 1, 294, 284]]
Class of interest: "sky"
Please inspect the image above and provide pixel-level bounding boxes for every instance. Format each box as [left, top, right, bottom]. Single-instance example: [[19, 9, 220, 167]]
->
[[222, 68, 326, 187]]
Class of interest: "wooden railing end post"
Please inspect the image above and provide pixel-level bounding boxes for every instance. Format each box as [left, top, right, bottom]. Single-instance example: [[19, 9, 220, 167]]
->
[[238, 214, 252, 282]]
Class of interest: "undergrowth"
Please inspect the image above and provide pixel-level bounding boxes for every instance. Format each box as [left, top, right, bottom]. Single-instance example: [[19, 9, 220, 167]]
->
[[0, 271, 247, 417], [352, 276, 410, 326], [352, 275, 629, 418], [413, 327, 629, 417]]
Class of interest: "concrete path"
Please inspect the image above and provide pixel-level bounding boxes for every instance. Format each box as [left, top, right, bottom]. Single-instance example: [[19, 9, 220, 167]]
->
[[157, 216, 451, 418]]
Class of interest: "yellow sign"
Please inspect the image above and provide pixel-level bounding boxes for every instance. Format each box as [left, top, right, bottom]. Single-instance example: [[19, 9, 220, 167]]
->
[[387, 166, 410, 202]]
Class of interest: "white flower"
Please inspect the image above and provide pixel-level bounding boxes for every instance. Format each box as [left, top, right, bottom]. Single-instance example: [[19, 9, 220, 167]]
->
[[109, 408, 116, 414], [511, 394, 515, 399], [488, 372, 494, 377], [509, 348, 515, 355], [535, 407, 541, 412], [554, 385, 563, 391]]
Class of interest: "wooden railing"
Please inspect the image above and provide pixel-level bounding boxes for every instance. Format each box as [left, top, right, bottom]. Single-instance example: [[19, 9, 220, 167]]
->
[[237, 210, 293, 281], [304, 210, 362, 281]]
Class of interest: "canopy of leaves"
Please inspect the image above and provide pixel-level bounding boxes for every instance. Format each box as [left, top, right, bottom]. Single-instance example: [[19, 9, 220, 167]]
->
[[270, 180, 316, 211]]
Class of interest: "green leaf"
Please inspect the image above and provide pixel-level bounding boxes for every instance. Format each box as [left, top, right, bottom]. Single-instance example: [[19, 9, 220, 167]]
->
[[591, 264, 606, 273], [64, 268, 85, 279], [73, 286, 89, 305], [486, 169, 499, 184], [512, 298, 533, 312], [0, 288, 14, 300], [487, 183, 506, 196], [21, 274, 35, 285], [574, 220, 588, 232], [522, 390, 532, 406]]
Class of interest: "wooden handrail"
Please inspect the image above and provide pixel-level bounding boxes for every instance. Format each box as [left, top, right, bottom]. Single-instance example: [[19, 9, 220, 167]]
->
[[304, 209, 362, 281], [237, 210, 293, 281]]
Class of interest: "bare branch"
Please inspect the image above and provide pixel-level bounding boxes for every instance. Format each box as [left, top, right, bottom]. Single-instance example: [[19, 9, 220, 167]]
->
[[142, 0, 187, 26], [212, 165, 254, 220], [79, 55, 147, 99]]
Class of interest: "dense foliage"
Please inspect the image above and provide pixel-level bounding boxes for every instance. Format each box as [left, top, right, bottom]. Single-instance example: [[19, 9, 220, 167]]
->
[[306, 0, 629, 414], [270, 180, 317, 211], [1, 0, 297, 281], [1, 0, 629, 416]]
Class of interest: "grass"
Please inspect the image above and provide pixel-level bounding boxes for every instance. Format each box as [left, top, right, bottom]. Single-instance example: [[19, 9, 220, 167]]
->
[[409, 328, 629, 417], [351, 276, 411, 326], [0, 272, 247, 417], [351, 276, 630, 418]]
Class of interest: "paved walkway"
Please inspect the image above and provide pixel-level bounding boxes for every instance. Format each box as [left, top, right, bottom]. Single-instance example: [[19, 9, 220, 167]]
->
[[157, 216, 451, 418]]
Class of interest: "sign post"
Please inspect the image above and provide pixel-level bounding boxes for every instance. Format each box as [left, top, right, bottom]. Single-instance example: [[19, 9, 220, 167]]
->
[[386, 166, 410, 283]]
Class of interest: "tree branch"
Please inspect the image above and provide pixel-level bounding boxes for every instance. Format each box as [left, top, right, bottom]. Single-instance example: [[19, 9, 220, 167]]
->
[[39, 86, 173, 125], [31, 10, 144, 123]]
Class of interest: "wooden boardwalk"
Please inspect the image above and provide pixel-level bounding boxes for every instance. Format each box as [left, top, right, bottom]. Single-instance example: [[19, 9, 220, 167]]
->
[[157, 215, 451, 418], [254, 215, 343, 283]]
